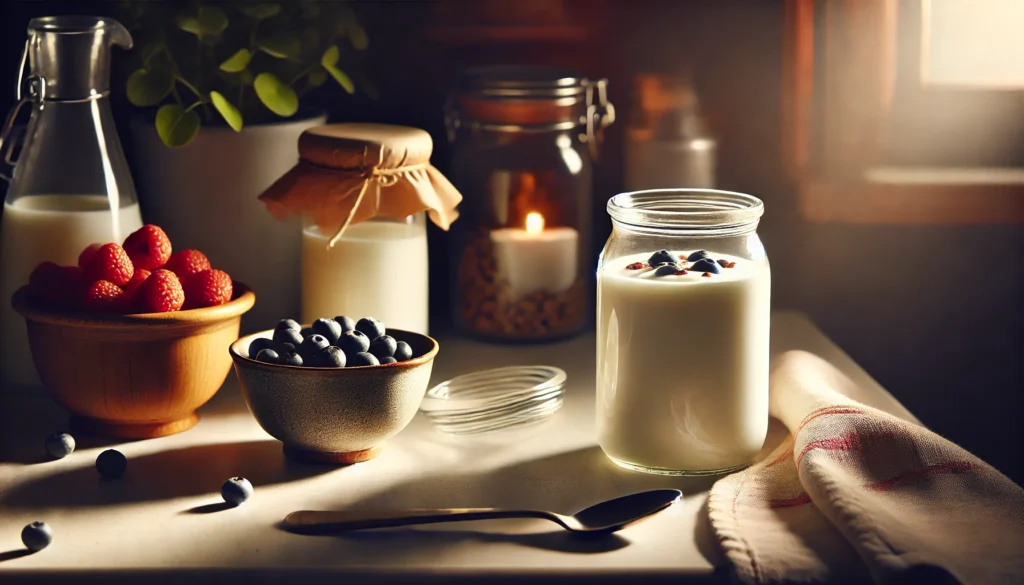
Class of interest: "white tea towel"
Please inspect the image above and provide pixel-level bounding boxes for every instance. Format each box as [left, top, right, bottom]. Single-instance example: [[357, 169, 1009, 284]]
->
[[708, 350, 1024, 585]]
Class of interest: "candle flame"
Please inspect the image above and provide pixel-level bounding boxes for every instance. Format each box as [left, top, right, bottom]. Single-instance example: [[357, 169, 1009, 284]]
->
[[525, 212, 545, 234]]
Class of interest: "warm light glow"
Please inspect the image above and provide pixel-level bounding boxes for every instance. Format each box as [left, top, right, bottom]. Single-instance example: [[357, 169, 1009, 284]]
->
[[525, 212, 545, 234]]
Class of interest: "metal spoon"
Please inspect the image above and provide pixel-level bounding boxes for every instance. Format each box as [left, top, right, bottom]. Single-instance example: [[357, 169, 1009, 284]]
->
[[283, 489, 682, 535]]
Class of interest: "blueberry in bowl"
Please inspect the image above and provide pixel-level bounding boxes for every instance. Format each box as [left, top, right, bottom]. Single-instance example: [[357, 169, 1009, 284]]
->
[[229, 319, 439, 465]]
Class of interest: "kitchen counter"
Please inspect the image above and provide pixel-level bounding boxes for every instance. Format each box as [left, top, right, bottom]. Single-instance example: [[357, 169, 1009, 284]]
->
[[0, 311, 915, 584]]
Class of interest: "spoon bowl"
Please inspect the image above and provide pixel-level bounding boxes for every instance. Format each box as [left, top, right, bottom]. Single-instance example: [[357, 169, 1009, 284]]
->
[[283, 489, 682, 535]]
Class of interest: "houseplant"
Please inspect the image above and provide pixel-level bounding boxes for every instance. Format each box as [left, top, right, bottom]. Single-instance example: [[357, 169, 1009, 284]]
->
[[117, 1, 371, 331]]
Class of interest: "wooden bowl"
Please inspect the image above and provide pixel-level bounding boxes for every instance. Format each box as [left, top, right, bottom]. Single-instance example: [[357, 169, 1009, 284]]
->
[[229, 328, 438, 465], [12, 284, 255, 439]]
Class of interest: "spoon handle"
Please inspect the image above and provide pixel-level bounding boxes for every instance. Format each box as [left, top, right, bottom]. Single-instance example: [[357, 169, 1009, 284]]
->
[[284, 508, 554, 534]]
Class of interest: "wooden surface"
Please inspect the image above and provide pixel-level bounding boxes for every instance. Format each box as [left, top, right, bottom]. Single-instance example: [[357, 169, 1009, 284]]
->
[[0, 311, 916, 584]]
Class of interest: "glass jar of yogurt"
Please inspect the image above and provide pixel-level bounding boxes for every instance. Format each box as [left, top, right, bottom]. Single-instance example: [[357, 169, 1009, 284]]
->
[[596, 189, 770, 475]]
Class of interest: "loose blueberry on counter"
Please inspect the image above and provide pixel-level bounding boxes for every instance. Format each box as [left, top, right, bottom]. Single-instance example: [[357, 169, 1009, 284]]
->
[[309, 346, 346, 368], [247, 337, 275, 359], [278, 351, 304, 367], [394, 341, 413, 361], [45, 432, 75, 459], [687, 250, 711, 262], [21, 521, 53, 552], [648, 250, 679, 266], [276, 319, 301, 333], [350, 352, 380, 367], [355, 317, 386, 340], [338, 330, 370, 356], [96, 449, 127, 479], [299, 334, 330, 358], [379, 356, 398, 364], [654, 264, 679, 277], [690, 258, 721, 274], [334, 315, 357, 332], [311, 318, 342, 344], [221, 477, 253, 507], [273, 327, 304, 347], [369, 335, 397, 360], [256, 348, 280, 364]]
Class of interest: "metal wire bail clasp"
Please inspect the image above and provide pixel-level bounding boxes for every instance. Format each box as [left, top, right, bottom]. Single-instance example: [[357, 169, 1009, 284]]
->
[[0, 40, 43, 182], [581, 78, 615, 161]]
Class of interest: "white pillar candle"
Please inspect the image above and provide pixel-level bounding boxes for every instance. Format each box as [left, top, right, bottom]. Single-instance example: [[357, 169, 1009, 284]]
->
[[490, 212, 578, 297]]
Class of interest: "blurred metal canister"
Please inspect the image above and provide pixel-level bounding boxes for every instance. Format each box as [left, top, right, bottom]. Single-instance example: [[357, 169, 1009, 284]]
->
[[624, 73, 717, 190]]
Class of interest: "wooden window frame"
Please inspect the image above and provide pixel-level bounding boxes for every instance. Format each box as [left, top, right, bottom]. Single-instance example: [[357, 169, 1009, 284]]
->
[[782, 0, 1024, 224]]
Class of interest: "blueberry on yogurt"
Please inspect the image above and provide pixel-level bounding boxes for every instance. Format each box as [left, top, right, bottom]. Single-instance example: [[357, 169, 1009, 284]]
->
[[686, 250, 712, 262], [654, 264, 679, 277], [647, 250, 679, 266], [690, 258, 721, 274], [21, 521, 53, 552]]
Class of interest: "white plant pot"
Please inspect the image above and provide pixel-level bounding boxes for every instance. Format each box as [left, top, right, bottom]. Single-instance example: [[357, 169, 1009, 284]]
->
[[130, 112, 325, 333]]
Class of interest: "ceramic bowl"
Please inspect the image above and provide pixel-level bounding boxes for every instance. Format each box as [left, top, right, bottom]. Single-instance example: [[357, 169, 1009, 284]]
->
[[229, 328, 439, 464], [12, 283, 256, 439]]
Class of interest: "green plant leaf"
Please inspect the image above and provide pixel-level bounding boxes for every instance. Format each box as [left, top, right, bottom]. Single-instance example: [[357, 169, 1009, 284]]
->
[[258, 32, 301, 59], [321, 45, 340, 68], [349, 22, 368, 50], [324, 63, 355, 94], [209, 91, 243, 132], [178, 7, 228, 37], [197, 6, 229, 36], [253, 72, 298, 117], [155, 103, 201, 147], [237, 2, 281, 20], [219, 48, 252, 73], [308, 68, 327, 88], [126, 67, 174, 107]]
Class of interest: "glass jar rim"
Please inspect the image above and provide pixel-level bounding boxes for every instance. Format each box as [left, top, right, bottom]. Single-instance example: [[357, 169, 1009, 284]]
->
[[607, 189, 763, 235]]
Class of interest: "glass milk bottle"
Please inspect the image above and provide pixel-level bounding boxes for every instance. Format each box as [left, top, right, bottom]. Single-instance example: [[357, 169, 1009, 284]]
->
[[596, 189, 770, 475], [0, 17, 143, 389]]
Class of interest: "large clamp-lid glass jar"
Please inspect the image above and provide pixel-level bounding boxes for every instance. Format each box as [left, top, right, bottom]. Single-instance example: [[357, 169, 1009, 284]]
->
[[445, 66, 614, 342]]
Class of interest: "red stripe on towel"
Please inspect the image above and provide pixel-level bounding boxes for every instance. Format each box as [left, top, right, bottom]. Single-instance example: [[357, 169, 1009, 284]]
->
[[864, 461, 980, 492], [769, 492, 812, 508], [796, 406, 864, 434], [796, 433, 862, 466]]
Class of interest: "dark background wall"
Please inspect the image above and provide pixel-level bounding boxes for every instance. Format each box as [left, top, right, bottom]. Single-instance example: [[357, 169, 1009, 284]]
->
[[2, 0, 1020, 482]]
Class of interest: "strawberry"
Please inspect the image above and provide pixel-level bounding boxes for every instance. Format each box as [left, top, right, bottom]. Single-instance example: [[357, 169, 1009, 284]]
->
[[28, 263, 85, 309], [163, 249, 211, 281], [82, 280, 125, 313], [77, 243, 102, 270], [122, 224, 172, 270], [121, 268, 152, 306], [85, 243, 134, 287], [182, 269, 233, 309], [135, 269, 184, 313]]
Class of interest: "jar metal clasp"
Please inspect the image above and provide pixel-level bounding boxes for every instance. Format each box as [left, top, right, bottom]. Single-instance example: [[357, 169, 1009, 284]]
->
[[581, 78, 615, 160]]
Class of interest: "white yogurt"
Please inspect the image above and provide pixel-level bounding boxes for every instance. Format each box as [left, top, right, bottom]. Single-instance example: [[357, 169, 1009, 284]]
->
[[0, 195, 143, 388], [597, 250, 771, 473], [301, 219, 429, 334]]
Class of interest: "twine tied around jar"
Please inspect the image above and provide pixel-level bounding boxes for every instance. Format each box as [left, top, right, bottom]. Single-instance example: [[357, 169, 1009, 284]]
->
[[317, 145, 428, 248], [256, 123, 463, 250]]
